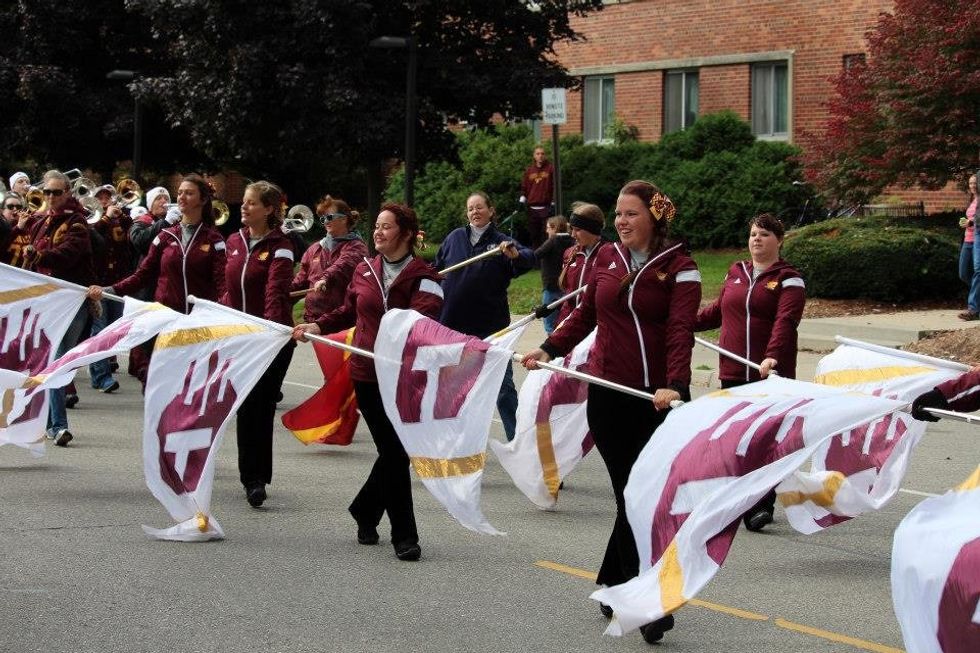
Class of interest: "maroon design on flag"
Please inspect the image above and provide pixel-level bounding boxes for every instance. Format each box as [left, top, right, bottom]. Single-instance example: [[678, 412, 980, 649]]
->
[[937, 535, 980, 653], [39, 320, 135, 373], [536, 363, 594, 452], [823, 414, 905, 477], [651, 399, 811, 565], [0, 308, 53, 374], [156, 351, 238, 494], [394, 319, 490, 423]]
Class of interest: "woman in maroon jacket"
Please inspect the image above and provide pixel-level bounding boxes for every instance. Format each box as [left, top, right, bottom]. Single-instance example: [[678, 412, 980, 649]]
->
[[219, 180, 296, 508], [522, 180, 700, 645], [555, 201, 610, 326], [293, 203, 443, 562], [290, 195, 368, 323], [694, 213, 805, 532]]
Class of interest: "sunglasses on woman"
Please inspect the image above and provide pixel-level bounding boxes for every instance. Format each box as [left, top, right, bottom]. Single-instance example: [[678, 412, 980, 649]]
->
[[4, 204, 23, 210]]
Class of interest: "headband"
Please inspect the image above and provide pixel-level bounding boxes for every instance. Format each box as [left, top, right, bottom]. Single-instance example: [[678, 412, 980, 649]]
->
[[569, 213, 602, 235]]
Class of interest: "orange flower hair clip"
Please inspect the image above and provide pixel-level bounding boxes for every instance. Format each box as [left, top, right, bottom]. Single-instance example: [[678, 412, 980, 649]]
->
[[650, 192, 676, 222]]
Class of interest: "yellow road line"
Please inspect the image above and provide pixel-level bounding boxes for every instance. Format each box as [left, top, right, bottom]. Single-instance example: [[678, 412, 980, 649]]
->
[[536, 560, 904, 652], [774, 619, 904, 653]]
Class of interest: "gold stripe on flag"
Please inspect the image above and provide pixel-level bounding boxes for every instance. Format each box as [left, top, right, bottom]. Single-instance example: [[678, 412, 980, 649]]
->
[[155, 324, 266, 349], [535, 421, 561, 499], [659, 540, 687, 614], [777, 471, 845, 507], [0, 283, 62, 305], [814, 365, 935, 387], [955, 465, 980, 492], [411, 452, 486, 478]]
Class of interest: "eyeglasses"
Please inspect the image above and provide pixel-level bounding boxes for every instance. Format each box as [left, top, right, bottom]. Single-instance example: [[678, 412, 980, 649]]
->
[[319, 213, 347, 223], [41, 188, 65, 196], [4, 204, 23, 210]]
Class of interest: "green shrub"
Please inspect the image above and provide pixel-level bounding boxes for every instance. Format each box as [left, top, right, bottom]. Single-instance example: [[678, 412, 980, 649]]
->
[[782, 216, 961, 301]]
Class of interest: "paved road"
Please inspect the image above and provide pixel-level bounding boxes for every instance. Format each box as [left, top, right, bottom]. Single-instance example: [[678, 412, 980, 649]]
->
[[1, 333, 974, 653]]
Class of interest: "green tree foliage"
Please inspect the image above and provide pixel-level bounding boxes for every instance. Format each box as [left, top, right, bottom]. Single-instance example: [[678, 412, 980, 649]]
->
[[0, 0, 198, 181], [397, 112, 804, 248], [782, 216, 960, 302], [124, 0, 604, 203], [804, 0, 980, 203]]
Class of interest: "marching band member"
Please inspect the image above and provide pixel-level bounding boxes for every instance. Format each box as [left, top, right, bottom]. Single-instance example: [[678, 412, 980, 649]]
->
[[911, 365, 980, 420], [290, 195, 367, 324], [534, 214, 574, 334], [555, 201, 610, 326], [86, 175, 227, 385], [1, 191, 32, 267], [293, 203, 443, 562], [220, 181, 296, 509], [522, 180, 700, 645], [27, 170, 95, 447], [694, 213, 806, 532], [434, 191, 535, 441], [8, 172, 31, 196]]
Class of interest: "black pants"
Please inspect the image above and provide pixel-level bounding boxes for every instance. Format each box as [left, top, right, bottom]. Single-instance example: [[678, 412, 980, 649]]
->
[[587, 384, 668, 587], [236, 341, 295, 488], [720, 378, 777, 520], [527, 205, 552, 250], [349, 381, 418, 546]]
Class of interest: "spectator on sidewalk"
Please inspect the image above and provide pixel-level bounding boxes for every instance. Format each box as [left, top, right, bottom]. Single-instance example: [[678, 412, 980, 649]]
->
[[959, 175, 978, 321], [534, 215, 574, 334], [518, 145, 555, 249]]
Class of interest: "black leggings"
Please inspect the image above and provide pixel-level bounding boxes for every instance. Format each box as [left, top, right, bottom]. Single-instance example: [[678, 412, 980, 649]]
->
[[348, 381, 418, 546], [236, 341, 295, 488], [586, 384, 668, 587]]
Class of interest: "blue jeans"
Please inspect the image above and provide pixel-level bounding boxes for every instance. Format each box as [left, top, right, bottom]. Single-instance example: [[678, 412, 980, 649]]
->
[[971, 232, 980, 313], [541, 288, 563, 334], [48, 305, 90, 435], [88, 299, 121, 389], [496, 362, 518, 442]]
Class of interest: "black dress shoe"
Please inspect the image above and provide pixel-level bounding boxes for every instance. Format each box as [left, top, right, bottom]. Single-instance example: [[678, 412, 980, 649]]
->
[[357, 524, 379, 545], [744, 508, 773, 532], [394, 540, 421, 561], [246, 484, 267, 508], [639, 614, 675, 644], [599, 602, 613, 619]]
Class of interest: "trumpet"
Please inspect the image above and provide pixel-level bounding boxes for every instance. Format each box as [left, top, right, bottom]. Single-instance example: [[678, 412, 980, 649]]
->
[[25, 188, 46, 213], [282, 205, 314, 233], [212, 200, 230, 226]]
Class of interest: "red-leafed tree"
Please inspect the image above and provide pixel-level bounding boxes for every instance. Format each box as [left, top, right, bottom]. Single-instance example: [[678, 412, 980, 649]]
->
[[804, 0, 980, 204]]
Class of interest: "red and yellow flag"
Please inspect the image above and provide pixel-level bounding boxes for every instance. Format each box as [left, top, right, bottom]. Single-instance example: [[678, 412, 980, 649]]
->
[[282, 328, 359, 446]]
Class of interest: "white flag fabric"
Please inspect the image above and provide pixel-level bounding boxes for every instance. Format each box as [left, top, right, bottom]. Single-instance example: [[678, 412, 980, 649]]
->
[[778, 343, 965, 533], [375, 309, 511, 535], [892, 466, 980, 653], [490, 329, 596, 509], [142, 302, 291, 541], [592, 376, 909, 636], [0, 264, 86, 450]]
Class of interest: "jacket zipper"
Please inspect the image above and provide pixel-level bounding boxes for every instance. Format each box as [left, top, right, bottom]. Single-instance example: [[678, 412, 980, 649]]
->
[[741, 261, 755, 382], [167, 223, 202, 314]]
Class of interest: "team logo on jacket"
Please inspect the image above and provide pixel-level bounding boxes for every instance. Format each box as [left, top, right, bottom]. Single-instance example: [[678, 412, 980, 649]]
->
[[199, 243, 211, 253], [766, 281, 778, 290], [656, 271, 667, 281], [258, 252, 269, 261]]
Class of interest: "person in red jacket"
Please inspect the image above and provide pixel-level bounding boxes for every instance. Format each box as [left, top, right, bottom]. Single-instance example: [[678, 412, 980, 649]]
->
[[1, 191, 33, 267], [293, 203, 443, 562], [519, 145, 556, 248], [87, 174, 227, 385], [695, 213, 806, 532], [523, 180, 700, 645], [555, 201, 610, 326], [911, 365, 980, 420], [221, 180, 296, 508], [27, 170, 96, 446], [291, 195, 368, 323]]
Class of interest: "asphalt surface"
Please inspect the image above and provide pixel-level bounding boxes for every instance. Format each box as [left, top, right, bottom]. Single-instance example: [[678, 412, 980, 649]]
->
[[1, 335, 975, 653]]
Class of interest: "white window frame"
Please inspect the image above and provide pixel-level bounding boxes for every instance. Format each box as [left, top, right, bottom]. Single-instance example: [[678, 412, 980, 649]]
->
[[583, 75, 615, 144], [663, 69, 699, 134]]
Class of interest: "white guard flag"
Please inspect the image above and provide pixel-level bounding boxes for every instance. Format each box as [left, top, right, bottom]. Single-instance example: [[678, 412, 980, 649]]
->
[[142, 302, 290, 541], [593, 376, 909, 636], [490, 329, 596, 509], [0, 264, 86, 451], [778, 343, 965, 533], [892, 466, 980, 653], [375, 309, 511, 535]]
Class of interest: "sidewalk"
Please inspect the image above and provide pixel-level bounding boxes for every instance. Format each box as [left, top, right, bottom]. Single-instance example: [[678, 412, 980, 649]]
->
[[512, 308, 972, 389]]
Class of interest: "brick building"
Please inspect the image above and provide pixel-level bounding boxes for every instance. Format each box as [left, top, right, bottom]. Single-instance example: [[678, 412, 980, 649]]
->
[[551, 0, 964, 211]]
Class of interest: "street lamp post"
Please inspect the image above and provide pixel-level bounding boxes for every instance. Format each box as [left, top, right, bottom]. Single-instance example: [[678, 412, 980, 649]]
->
[[106, 69, 143, 183], [369, 36, 417, 207]]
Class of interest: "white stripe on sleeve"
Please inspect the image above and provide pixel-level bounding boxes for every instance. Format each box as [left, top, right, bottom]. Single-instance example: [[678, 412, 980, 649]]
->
[[214, 241, 226, 251], [675, 270, 702, 283], [782, 277, 805, 289], [274, 248, 294, 261], [419, 278, 444, 298]]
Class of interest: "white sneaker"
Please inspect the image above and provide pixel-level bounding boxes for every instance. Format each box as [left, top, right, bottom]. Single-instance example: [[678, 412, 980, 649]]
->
[[54, 429, 73, 447]]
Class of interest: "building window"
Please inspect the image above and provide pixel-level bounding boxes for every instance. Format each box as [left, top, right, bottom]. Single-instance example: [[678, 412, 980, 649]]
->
[[751, 62, 788, 138], [843, 53, 866, 70], [583, 76, 615, 143], [664, 70, 699, 133]]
